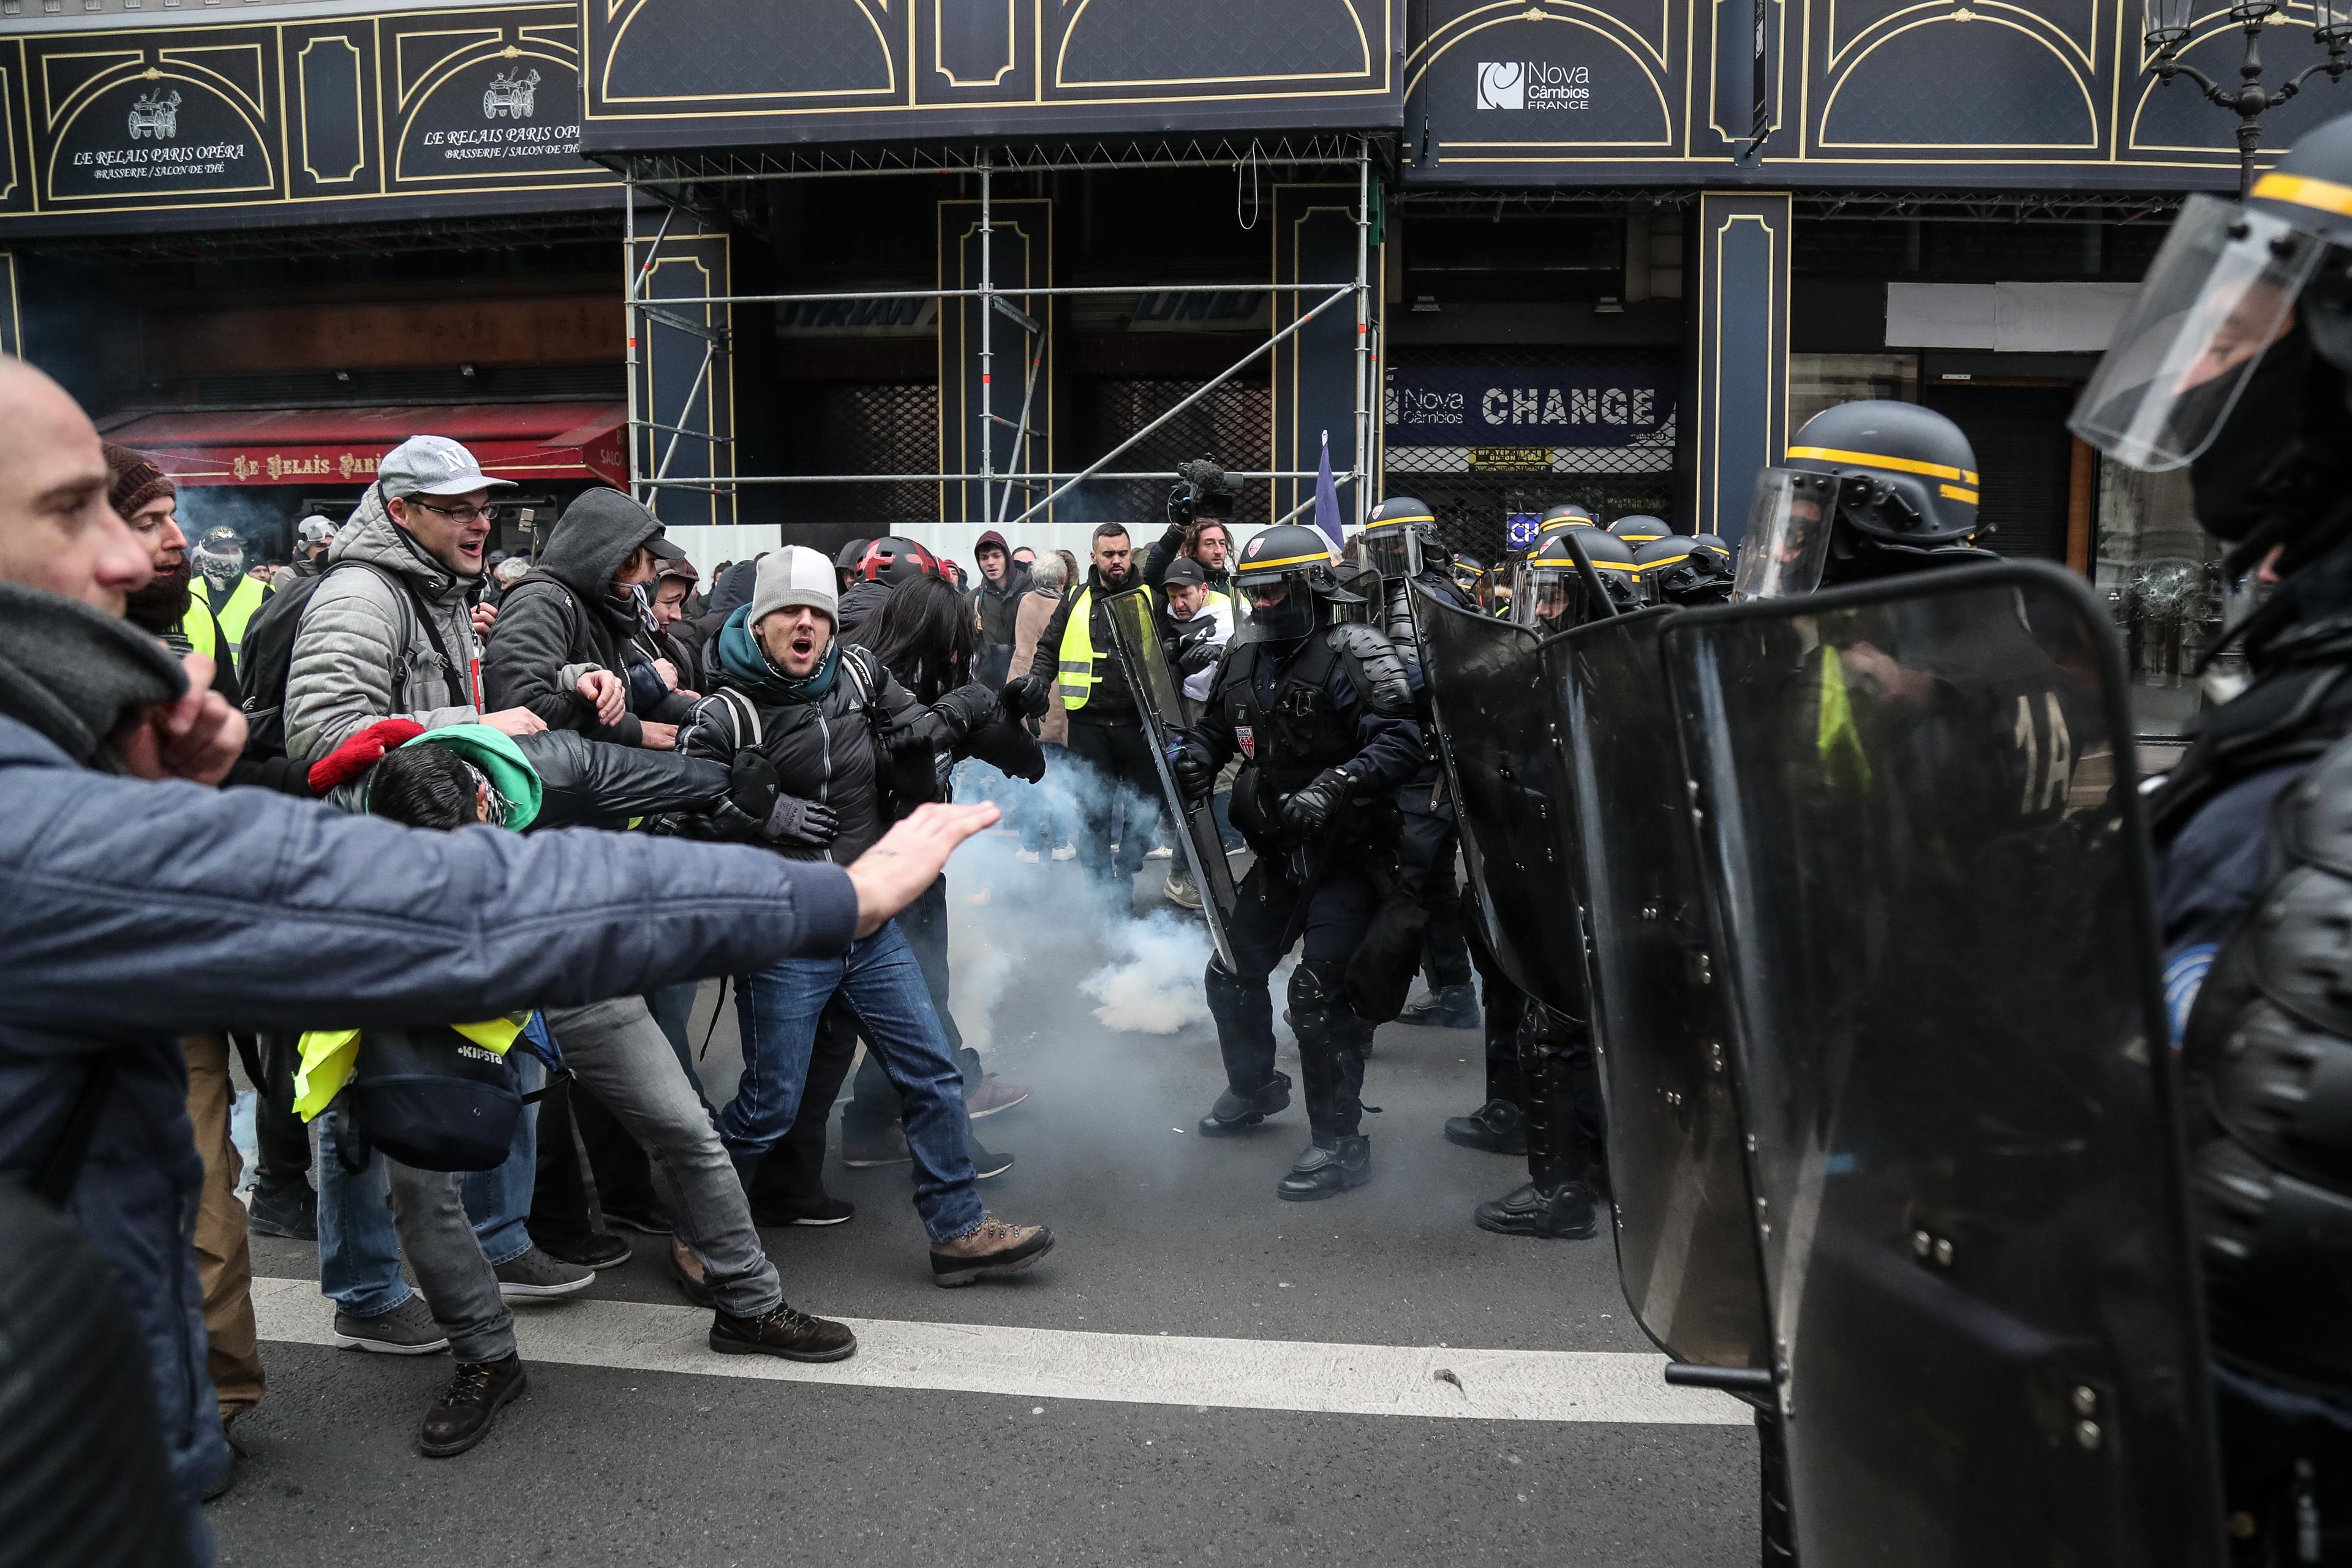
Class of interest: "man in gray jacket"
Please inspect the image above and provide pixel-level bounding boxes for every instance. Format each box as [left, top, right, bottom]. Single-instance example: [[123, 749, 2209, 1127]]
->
[[0, 356, 997, 1567], [283, 434, 548, 764]]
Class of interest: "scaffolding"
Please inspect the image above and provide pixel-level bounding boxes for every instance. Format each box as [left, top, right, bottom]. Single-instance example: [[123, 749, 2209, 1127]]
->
[[614, 135, 1384, 534]]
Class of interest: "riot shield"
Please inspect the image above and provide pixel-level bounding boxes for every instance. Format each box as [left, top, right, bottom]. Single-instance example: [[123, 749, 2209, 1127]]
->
[[1408, 583, 1583, 1019], [1101, 586, 1239, 973], [1540, 609, 1772, 1376], [1664, 562, 2222, 1567]]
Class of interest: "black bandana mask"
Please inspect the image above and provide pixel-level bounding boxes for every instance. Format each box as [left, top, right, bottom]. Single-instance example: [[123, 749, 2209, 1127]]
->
[[2189, 324, 2352, 545]]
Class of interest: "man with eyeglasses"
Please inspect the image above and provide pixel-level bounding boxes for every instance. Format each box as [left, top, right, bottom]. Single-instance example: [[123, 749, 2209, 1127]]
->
[[284, 435, 547, 766]]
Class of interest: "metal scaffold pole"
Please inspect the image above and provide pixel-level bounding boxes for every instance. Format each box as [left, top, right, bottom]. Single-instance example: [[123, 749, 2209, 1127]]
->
[[978, 156, 993, 528], [1354, 136, 1373, 532]]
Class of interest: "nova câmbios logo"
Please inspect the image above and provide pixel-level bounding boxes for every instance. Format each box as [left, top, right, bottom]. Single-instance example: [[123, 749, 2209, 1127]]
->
[[1476, 60, 1592, 110]]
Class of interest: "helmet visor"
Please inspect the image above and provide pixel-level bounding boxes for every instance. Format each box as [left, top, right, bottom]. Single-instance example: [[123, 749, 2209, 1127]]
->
[[2070, 194, 2326, 472], [1733, 469, 1839, 601], [1359, 519, 1423, 580], [1233, 570, 1319, 643]]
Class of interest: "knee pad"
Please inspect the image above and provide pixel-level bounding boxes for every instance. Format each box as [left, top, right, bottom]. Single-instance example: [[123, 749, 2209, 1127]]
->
[[1287, 961, 1348, 1043]]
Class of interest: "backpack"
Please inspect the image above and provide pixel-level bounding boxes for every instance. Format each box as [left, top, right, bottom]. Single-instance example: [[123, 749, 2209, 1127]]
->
[[237, 558, 454, 761], [336, 1022, 559, 1172]]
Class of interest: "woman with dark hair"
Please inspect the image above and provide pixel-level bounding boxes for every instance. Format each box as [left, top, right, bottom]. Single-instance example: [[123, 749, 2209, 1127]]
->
[[747, 572, 1041, 1213]]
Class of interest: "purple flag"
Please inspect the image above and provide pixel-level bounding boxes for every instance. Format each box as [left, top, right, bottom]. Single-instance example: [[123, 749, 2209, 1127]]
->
[[1311, 430, 1343, 552]]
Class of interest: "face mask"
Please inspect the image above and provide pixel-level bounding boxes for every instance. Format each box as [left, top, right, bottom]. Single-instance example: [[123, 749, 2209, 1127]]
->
[[2188, 325, 2345, 543]]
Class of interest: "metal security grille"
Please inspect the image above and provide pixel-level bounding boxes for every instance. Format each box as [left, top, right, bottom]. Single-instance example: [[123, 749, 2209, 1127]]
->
[[1383, 345, 1679, 565], [774, 380, 940, 525], [1065, 375, 1272, 527]]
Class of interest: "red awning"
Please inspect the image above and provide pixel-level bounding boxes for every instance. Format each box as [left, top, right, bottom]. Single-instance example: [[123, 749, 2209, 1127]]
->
[[96, 402, 628, 489]]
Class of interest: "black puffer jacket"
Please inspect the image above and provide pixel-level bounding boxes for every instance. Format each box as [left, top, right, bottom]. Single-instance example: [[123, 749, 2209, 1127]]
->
[[674, 558, 757, 683], [484, 489, 694, 745]]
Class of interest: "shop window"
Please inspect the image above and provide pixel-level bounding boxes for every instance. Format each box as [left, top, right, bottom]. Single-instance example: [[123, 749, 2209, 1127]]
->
[[2097, 459, 2222, 741]]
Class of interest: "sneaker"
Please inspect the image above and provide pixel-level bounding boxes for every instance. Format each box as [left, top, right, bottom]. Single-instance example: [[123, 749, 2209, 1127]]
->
[[710, 1302, 858, 1362], [601, 1205, 673, 1236], [667, 1237, 716, 1308], [1401, 981, 1481, 1030], [842, 1125, 913, 1169], [332, 1293, 448, 1355], [535, 1231, 632, 1271], [493, 1246, 595, 1302], [930, 1215, 1055, 1287], [1016, 848, 1042, 864], [1051, 843, 1077, 862], [1163, 865, 1202, 910], [1442, 1099, 1528, 1156], [1145, 844, 1174, 860], [969, 1136, 1014, 1180], [965, 1073, 1032, 1119], [750, 1194, 856, 1227], [416, 1354, 527, 1458], [245, 1183, 317, 1240]]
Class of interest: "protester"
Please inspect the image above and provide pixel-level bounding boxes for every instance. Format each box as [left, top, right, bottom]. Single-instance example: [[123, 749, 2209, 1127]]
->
[[1012, 545, 1036, 571], [971, 528, 1029, 687], [1156, 554, 1235, 910], [484, 488, 695, 750], [675, 556, 757, 682], [650, 555, 699, 638], [0, 350, 997, 1563], [671, 546, 1055, 1284], [189, 524, 270, 673], [489, 552, 532, 600], [289, 514, 336, 579], [1144, 514, 1234, 594], [1007, 522, 1160, 903], [1008, 549, 1072, 863]]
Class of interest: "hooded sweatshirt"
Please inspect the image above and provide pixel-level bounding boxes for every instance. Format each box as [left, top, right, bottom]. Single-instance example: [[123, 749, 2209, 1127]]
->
[[972, 530, 1031, 687], [675, 557, 759, 685], [483, 488, 693, 745]]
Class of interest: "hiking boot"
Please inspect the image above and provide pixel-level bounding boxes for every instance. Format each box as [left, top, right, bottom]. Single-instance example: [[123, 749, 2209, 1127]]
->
[[969, 1136, 1014, 1180], [245, 1183, 317, 1240], [750, 1193, 856, 1227], [1277, 1136, 1371, 1202], [930, 1215, 1055, 1286], [1443, 1098, 1528, 1156], [1401, 982, 1481, 1030], [536, 1231, 631, 1271], [667, 1238, 715, 1308], [1475, 1181, 1602, 1240], [494, 1246, 595, 1302], [415, 1354, 527, 1458], [1197, 1073, 1291, 1136], [965, 1073, 1031, 1119], [710, 1301, 858, 1362], [332, 1293, 448, 1355], [1163, 864, 1202, 910], [842, 1125, 912, 1169]]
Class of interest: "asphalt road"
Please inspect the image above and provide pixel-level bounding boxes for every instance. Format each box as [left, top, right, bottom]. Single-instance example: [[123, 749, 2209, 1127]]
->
[[214, 850, 1759, 1567]]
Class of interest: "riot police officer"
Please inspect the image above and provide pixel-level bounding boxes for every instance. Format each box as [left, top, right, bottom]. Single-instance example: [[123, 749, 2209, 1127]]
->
[[1513, 527, 1640, 627], [2072, 109, 2352, 1561], [1170, 523, 1424, 1200]]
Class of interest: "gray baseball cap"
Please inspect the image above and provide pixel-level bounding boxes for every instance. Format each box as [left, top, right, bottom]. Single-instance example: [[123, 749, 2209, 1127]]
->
[[377, 435, 516, 499]]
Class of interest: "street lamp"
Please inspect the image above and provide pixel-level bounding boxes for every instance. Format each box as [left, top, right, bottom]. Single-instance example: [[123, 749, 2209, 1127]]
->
[[2144, 0, 2352, 194]]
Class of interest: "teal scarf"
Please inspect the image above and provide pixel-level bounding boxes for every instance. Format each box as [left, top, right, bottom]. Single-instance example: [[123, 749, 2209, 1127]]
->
[[716, 604, 840, 703]]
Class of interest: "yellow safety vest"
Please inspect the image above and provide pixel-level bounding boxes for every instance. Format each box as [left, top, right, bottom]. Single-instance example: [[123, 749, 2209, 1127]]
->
[[1204, 588, 1233, 621], [179, 594, 218, 663], [292, 1014, 530, 1122], [203, 574, 270, 671], [1058, 582, 1156, 710]]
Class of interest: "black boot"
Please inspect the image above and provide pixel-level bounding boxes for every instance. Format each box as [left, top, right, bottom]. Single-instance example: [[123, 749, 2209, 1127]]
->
[[416, 1354, 527, 1458], [1198, 1072, 1292, 1136], [1474, 1180, 1599, 1238], [1443, 1098, 1528, 1155], [1402, 981, 1481, 1030], [1278, 1135, 1371, 1201]]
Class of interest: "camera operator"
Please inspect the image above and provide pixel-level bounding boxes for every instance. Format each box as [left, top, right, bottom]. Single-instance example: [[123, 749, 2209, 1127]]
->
[[1142, 458, 1238, 595]]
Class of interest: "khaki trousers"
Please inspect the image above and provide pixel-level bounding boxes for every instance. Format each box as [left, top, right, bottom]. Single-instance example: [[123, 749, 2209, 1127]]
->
[[184, 1035, 264, 1422]]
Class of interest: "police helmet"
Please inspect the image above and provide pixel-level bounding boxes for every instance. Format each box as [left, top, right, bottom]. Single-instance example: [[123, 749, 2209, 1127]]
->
[[854, 535, 941, 586], [1362, 496, 1433, 579], [1609, 514, 1672, 546], [1635, 534, 1735, 606], [1233, 521, 1355, 641], [1515, 527, 1638, 628]]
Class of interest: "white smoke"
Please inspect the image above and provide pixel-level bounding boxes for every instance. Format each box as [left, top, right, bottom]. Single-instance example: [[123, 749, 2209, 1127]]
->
[[1080, 910, 1211, 1034]]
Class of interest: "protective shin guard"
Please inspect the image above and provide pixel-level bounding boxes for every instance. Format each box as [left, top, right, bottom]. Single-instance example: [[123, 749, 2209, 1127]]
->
[[1205, 957, 1277, 1096], [1289, 962, 1370, 1142], [1520, 1003, 1605, 1191]]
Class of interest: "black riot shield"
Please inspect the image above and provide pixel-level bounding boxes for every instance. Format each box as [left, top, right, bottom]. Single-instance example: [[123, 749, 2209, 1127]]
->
[[1664, 562, 2222, 1567], [1409, 583, 1583, 1018], [1101, 586, 1239, 972], [1541, 609, 1772, 1376]]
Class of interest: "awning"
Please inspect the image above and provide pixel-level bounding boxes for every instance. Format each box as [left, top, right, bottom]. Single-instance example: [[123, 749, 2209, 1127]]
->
[[96, 402, 628, 489]]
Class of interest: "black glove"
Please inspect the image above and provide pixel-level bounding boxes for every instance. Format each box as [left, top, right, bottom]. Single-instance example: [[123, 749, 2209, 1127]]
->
[[727, 753, 780, 823], [1169, 739, 1217, 805], [1000, 674, 1051, 720], [1281, 766, 1354, 837], [763, 793, 839, 851], [1171, 625, 1221, 677], [886, 707, 954, 755]]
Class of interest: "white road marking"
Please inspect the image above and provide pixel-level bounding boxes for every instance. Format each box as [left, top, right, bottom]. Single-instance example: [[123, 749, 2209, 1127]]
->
[[251, 1276, 1747, 1426]]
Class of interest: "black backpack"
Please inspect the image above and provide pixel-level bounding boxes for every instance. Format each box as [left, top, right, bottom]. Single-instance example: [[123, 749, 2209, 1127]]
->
[[237, 558, 454, 761], [334, 1025, 546, 1173]]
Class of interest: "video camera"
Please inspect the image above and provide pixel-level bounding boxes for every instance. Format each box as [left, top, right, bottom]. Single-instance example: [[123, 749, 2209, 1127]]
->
[[1169, 456, 1242, 528]]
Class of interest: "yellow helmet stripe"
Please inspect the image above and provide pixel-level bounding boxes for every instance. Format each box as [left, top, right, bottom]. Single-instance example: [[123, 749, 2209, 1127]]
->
[[1238, 549, 1335, 571], [2252, 171, 2352, 219], [1539, 516, 1594, 531], [1367, 513, 1434, 529], [1787, 445, 1981, 486], [1939, 483, 1979, 504]]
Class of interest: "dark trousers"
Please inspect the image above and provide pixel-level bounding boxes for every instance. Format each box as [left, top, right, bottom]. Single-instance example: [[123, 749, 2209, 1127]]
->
[[1462, 883, 1526, 1107], [1400, 787, 1472, 990], [1205, 858, 1381, 1140], [1065, 717, 1161, 888], [246, 1034, 314, 1196]]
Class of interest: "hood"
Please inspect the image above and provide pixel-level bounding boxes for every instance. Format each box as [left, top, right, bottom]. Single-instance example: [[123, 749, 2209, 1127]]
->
[[715, 603, 840, 703], [0, 582, 186, 769], [978, 554, 1030, 601], [390, 723, 542, 831], [836, 579, 891, 638], [330, 484, 475, 600], [537, 488, 662, 602], [708, 559, 760, 621]]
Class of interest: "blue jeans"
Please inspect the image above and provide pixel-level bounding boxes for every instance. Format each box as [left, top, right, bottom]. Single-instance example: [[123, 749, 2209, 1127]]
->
[[314, 1055, 540, 1317], [723, 919, 984, 1242]]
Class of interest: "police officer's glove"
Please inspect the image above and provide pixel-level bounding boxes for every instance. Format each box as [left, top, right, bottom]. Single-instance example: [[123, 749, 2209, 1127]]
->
[[763, 793, 839, 851], [886, 707, 954, 756], [1170, 739, 1217, 805], [1281, 766, 1355, 837], [727, 753, 781, 823], [1000, 674, 1051, 720], [1170, 625, 1221, 677]]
